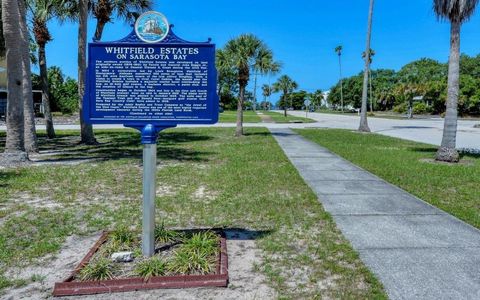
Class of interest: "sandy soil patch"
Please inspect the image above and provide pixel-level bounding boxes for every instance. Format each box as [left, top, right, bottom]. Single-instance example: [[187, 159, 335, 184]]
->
[[1, 233, 102, 300]]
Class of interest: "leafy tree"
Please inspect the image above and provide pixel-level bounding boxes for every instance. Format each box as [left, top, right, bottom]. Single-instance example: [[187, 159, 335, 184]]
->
[[89, 0, 152, 41], [273, 75, 298, 116], [289, 90, 308, 110], [221, 34, 280, 136], [261, 84, 273, 110], [433, 0, 479, 162], [33, 66, 79, 114], [28, 0, 71, 139], [310, 89, 324, 110], [460, 53, 480, 77], [216, 49, 239, 110]]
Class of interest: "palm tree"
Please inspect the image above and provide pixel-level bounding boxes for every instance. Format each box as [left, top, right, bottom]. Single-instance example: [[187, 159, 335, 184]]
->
[[223, 34, 280, 136], [362, 48, 376, 113], [2, 1, 26, 157], [434, 0, 479, 162], [28, 0, 68, 139], [359, 0, 375, 132], [90, 0, 152, 41], [335, 45, 344, 112], [20, 1, 38, 152], [273, 75, 298, 117], [77, 0, 98, 144], [261, 84, 272, 110]]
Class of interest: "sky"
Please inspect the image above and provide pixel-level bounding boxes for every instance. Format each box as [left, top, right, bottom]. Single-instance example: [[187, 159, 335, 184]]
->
[[44, 0, 480, 101]]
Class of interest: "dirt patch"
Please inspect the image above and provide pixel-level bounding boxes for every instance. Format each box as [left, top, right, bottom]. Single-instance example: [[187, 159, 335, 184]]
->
[[258, 114, 275, 123], [419, 158, 475, 166], [1, 233, 102, 300], [192, 185, 218, 202], [156, 185, 178, 197]]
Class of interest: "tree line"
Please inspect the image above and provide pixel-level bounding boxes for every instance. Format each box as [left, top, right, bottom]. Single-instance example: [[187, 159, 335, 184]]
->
[[327, 55, 480, 116]]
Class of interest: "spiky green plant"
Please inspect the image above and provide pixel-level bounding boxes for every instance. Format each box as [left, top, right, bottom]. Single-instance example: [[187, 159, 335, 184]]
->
[[134, 257, 167, 280], [181, 231, 219, 257], [110, 226, 136, 246], [154, 223, 183, 244], [79, 258, 115, 281], [168, 248, 215, 275]]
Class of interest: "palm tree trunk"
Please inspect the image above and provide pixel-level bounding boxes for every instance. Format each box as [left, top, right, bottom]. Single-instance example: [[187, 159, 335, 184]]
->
[[19, 0, 38, 153], [2, 0, 26, 157], [236, 84, 245, 137], [339, 54, 344, 113], [436, 21, 460, 163], [78, 0, 96, 144], [94, 20, 106, 41], [369, 69, 373, 113], [283, 94, 287, 117], [38, 43, 55, 139], [359, 0, 374, 132]]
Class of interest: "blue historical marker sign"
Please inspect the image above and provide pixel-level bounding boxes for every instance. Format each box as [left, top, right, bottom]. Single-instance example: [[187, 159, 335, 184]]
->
[[83, 12, 219, 257], [84, 12, 219, 129]]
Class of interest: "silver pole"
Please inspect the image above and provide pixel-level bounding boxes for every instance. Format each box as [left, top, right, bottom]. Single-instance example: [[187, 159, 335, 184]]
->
[[142, 143, 157, 257]]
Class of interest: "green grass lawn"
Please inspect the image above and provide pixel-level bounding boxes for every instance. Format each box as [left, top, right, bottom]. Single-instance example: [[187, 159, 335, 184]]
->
[[218, 110, 262, 123], [264, 111, 316, 123], [296, 129, 480, 229], [0, 129, 385, 299]]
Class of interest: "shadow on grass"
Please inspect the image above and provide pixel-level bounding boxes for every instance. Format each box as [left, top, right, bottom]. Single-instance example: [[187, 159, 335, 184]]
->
[[408, 146, 480, 160], [243, 132, 271, 137], [0, 169, 27, 189], [33, 131, 215, 163], [407, 147, 438, 153]]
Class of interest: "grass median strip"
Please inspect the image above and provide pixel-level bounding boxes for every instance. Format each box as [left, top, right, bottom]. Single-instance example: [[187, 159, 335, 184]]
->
[[264, 111, 315, 123], [295, 128, 480, 229], [218, 110, 262, 123], [0, 128, 385, 298]]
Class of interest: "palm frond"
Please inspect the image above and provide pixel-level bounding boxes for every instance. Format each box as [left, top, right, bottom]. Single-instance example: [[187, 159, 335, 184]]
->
[[433, 0, 479, 23]]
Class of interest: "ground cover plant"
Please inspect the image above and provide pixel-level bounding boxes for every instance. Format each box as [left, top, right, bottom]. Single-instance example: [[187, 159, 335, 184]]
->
[[0, 128, 386, 299], [218, 110, 262, 123], [76, 228, 220, 281], [296, 129, 480, 229], [264, 111, 315, 123]]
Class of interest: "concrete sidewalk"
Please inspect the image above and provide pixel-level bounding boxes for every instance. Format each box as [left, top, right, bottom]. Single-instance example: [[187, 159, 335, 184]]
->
[[270, 128, 480, 300]]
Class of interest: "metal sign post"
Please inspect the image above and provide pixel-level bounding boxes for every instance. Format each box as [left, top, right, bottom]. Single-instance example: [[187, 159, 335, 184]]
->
[[142, 143, 156, 256], [141, 125, 159, 256]]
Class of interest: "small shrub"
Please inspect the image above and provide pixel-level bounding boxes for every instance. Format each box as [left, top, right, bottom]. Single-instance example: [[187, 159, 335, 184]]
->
[[135, 257, 167, 280], [181, 231, 219, 257], [393, 103, 407, 113], [79, 258, 115, 281], [168, 248, 215, 275], [111, 226, 136, 246], [413, 102, 431, 115], [154, 223, 183, 244], [168, 232, 219, 275]]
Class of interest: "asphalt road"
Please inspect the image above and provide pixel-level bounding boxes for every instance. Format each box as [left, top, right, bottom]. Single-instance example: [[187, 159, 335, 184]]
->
[[286, 111, 480, 150]]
